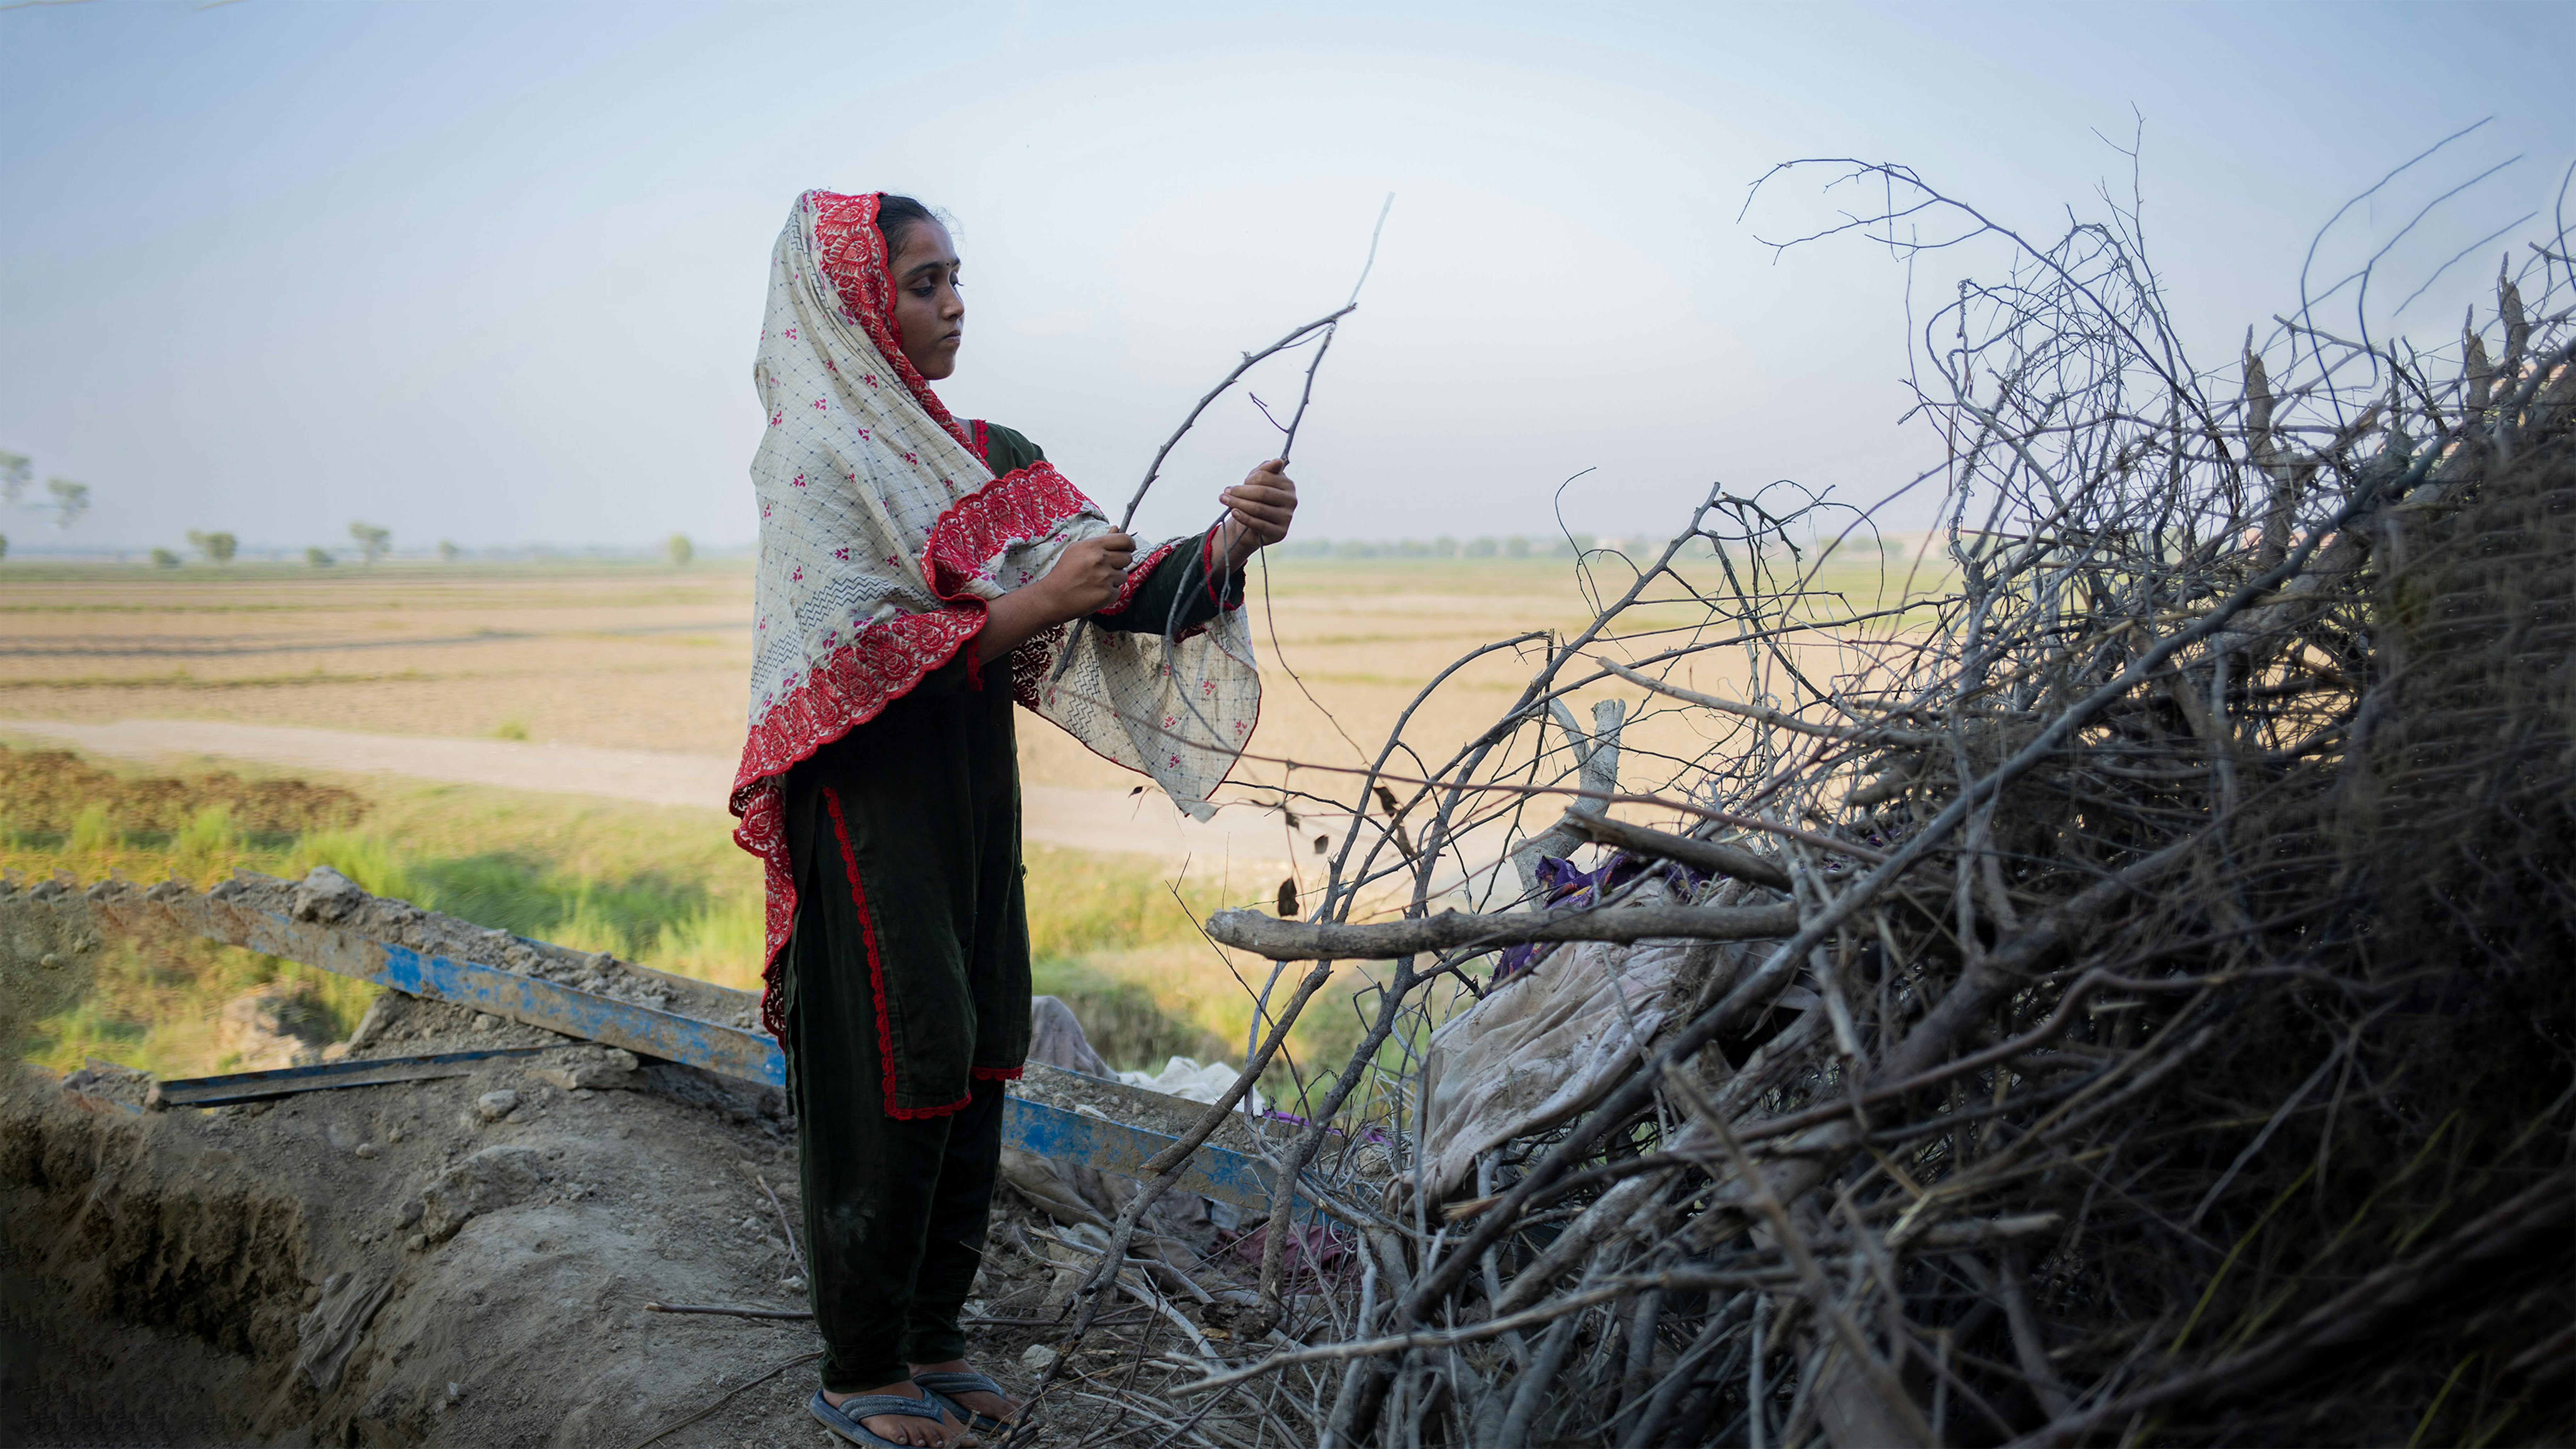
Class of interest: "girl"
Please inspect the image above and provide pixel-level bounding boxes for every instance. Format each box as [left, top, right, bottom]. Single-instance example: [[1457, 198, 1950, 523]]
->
[[728, 191, 1293, 1448]]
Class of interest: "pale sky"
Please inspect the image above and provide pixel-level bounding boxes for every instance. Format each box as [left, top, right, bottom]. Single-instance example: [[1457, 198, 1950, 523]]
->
[[3, 1, 2568, 554]]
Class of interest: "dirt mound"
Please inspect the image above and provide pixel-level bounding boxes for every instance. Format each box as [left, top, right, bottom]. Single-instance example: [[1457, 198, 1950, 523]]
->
[[0, 745, 369, 837], [0, 981, 1089, 1448], [1, 980, 1258, 1446], [4, 868, 1302, 1445]]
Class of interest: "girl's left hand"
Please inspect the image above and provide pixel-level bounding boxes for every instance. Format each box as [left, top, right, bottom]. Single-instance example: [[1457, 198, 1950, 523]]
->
[[1219, 460, 1297, 566]]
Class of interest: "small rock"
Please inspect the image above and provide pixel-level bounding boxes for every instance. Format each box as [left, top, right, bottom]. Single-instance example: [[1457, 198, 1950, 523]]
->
[[417, 1144, 550, 1241], [38, 953, 60, 970], [473, 1013, 501, 1032], [780, 1275, 806, 1292], [530, 1046, 642, 1092], [353, 1142, 378, 1159], [290, 866, 363, 923], [474, 1090, 519, 1122], [396, 1198, 424, 1227], [405, 1233, 428, 1252], [387, 1126, 404, 1144], [1020, 1344, 1057, 1372]]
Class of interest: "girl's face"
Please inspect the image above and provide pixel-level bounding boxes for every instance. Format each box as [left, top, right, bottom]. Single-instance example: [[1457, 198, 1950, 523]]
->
[[888, 219, 964, 380]]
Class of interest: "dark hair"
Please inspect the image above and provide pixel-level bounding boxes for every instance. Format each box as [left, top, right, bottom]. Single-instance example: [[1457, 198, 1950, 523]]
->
[[875, 194, 939, 263]]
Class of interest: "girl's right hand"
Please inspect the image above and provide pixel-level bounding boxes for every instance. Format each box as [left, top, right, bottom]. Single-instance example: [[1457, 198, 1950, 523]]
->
[[1042, 531, 1135, 619]]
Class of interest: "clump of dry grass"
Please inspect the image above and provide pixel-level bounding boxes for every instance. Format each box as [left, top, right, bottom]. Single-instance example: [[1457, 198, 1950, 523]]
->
[[0, 746, 368, 838]]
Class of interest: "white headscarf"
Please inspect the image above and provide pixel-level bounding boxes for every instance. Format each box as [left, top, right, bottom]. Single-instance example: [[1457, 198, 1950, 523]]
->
[[731, 190, 1260, 1033]]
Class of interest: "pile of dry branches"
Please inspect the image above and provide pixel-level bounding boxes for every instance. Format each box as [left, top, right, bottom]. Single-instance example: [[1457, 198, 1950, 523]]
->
[[1015, 156, 2576, 1448]]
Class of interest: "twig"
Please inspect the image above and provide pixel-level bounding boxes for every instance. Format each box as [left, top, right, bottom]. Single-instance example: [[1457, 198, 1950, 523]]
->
[[642, 1300, 812, 1321], [625, 1349, 823, 1449]]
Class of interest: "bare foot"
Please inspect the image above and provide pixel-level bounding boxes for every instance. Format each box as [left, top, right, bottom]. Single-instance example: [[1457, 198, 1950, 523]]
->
[[911, 1357, 1021, 1430], [824, 1379, 964, 1447]]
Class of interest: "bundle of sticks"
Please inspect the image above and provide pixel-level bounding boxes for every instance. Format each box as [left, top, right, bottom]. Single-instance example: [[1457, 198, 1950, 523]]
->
[[1019, 161, 2576, 1449]]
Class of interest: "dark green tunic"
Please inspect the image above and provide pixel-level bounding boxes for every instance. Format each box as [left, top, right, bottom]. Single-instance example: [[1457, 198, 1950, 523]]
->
[[779, 424, 1240, 1390]]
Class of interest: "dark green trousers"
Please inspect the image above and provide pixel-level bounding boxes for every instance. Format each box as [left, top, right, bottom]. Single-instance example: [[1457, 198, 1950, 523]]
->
[[779, 544, 1240, 1391], [783, 648, 1026, 1391]]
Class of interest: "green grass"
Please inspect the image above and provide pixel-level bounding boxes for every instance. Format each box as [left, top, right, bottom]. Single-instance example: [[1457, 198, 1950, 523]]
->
[[5, 748, 1346, 1089]]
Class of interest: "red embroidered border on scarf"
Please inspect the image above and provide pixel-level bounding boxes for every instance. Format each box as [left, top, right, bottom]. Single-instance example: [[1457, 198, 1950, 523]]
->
[[821, 785, 974, 1120], [806, 189, 972, 452], [921, 460, 1090, 601]]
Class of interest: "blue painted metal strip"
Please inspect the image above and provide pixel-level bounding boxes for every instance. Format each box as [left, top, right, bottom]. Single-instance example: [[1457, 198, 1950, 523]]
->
[[374, 944, 786, 1088], [123, 891, 1346, 1219], [1002, 1094, 1335, 1222]]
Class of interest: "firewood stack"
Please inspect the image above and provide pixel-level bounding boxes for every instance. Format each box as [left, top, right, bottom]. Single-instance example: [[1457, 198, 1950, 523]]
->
[[1013, 173, 2576, 1448]]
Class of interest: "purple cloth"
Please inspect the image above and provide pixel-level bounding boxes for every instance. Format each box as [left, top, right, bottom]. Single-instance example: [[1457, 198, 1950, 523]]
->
[[1491, 849, 1707, 984]]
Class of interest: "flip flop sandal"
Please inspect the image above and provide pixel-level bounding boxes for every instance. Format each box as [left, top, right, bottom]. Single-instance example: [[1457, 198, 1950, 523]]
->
[[809, 1387, 955, 1447], [912, 1370, 1017, 1436]]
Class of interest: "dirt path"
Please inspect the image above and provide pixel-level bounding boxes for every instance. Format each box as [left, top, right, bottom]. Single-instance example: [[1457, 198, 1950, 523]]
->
[[0, 717, 1297, 868]]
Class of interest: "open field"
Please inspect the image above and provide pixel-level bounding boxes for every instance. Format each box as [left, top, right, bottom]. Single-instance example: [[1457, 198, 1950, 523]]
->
[[0, 545, 1941, 797], [1, 546, 1942, 1099]]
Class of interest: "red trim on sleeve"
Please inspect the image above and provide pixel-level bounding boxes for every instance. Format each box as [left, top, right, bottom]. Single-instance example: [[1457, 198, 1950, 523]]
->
[[822, 786, 974, 1121], [970, 1066, 1024, 1082], [1096, 539, 1179, 617], [1200, 525, 1228, 608]]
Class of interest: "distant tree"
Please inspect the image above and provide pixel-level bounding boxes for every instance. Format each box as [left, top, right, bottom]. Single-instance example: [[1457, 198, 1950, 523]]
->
[[348, 521, 391, 564], [186, 529, 238, 564], [150, 547, 182, 569], [306, 546, 335, 567], [1503, 536, 1531, 558], [45, 478, 89, 529], [0, 451, 29, 504], [665, 533, 694, 566], [1466, 536, 1499, 558], [1434, 535, 1460, 558], [437, 540, 461, 562], [0, 533, 9, 562]]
